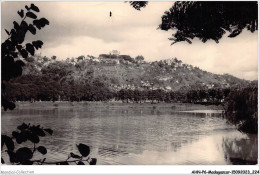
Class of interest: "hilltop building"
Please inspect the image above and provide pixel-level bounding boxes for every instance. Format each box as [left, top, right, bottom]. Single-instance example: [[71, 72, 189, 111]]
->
[[99, 50, 135, 65]]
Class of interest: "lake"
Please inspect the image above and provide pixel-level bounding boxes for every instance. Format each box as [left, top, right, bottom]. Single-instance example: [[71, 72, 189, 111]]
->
[[1, 102, 258, 165]]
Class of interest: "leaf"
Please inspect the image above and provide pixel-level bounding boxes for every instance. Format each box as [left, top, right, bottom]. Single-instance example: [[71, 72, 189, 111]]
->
[[228, 29, 242, 38], [26, 12, 37, 19], [6, 150, 16, 163], [32, 40, 43, 50], [89, 158, 97, 165], [26, 132, 39, 144], [25, 5, 30, 10], [5, 29, 10, 35], [13, 21, 19, 30], [20, 49, 28, 58], [30, 4, 40, 12], [1, 158, 5, 164], [28, 24, 36, 35], [16, 45, 22, 52], [15, 60, 25, 67], [29, 126, 45, 137], [15, 147, 33, 163], [33, 18, 49, 29], [77, 161, 85, 165], [26, 43, 35, 55], [70, 152, 81, 159], [12, 131, 20, 138], [77, 143, 90, 157], [17, 10, 24, 18], [17, 123, 29, 130], [39, 18, 50, 26], [20, 21, 28, 31], [37, 146, 47, 155], [4, 135, 14, 151], [15, 131, 28, 144]]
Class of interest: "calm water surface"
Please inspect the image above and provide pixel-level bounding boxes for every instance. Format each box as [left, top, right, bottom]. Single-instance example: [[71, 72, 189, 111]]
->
[[1, 103, 258, 165]]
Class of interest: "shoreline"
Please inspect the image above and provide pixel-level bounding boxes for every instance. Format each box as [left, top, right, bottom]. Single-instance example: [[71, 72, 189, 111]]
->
[[8, 101, 223, 111]]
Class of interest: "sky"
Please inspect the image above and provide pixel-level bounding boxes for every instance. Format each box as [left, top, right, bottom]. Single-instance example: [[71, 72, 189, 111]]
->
[[1, 1, 258, 80]]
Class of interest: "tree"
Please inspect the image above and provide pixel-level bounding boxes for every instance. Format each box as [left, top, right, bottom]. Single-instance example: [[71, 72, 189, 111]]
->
[[224, 86, 258, 134], [129, 1, 148, 11], [159, 1, 258, 44], [51, 55, 57, 60], [2, 3, 49, 111], [130, 1, 257, 44], [135, 55, 144, 62]]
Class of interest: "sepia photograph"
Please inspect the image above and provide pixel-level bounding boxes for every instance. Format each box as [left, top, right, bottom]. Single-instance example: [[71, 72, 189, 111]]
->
[[1, 0, 258, 174]]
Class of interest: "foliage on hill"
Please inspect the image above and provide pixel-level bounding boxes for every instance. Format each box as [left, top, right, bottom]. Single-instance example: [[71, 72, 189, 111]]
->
[[4, 55, 250, 103]]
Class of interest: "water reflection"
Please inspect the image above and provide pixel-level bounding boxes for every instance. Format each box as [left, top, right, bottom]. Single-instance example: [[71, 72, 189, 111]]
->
[[222, 134, 258, 165], [1, 104, 257, 165]]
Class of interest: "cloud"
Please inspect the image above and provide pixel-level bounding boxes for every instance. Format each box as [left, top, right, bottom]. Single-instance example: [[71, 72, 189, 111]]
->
[[1, 1, 258, 80]]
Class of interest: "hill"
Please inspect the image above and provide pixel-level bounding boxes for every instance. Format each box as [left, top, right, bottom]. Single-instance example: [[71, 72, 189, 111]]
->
[[24, 55, 249, 90], [3, 54, 251, 102]]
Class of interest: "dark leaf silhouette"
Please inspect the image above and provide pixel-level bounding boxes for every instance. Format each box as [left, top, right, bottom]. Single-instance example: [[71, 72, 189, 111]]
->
[[29, 126, 46, 137], [27, 132, 39, 144], [32, 40, 43, 50], [70, 152, 81, 159], [89, 158, 97, 165], [17, 10, 24, 18], [20, 21, 28, 31], [20, 49, 28, 58], [17, 123, 29, 130], [28, 24, 36, 35], [6, 150, 16, 163], [129, 1, 148, 10], [30, 4, 40, 12], [16, 45, 22, 52], [77, 161, 85, 165], [228, 29, 242, 38], [15, 147, 33, 163], [3, 135, 14, 151], [77, 143, 90, 157], [25, 5, 30, 10], [33, 18, 49, 29], [13, 21, 19, 30], [4, 29, 10, 35], [43, 128, 53, 135], [26, 43, 35, 55], [26, 12, 37, 19], [1, 136, 4, 150], [37, 146, 47, 155], [1, 158, 5, 164], [159, 1, 258, 44], [39, 18, 50, 26], [16, 131, 28, 144], [15, 60, 25, 67], [12, 131, 20, 139]]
